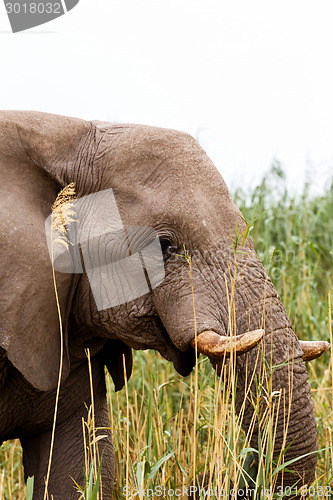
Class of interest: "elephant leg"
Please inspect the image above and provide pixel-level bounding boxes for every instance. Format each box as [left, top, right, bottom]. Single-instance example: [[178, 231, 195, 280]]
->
[[21, 394, 115, 500]]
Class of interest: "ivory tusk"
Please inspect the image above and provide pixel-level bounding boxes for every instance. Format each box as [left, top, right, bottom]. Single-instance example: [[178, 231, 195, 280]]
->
[[190, 329, 265, 358], [299, 340, 331, 361]]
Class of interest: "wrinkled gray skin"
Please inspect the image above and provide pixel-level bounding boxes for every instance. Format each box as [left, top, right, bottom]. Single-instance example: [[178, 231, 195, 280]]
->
[[0, 111, 317, 498]]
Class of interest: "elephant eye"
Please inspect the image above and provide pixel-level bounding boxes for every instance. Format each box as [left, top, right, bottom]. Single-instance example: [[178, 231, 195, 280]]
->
[[160, 238, 178, 261]]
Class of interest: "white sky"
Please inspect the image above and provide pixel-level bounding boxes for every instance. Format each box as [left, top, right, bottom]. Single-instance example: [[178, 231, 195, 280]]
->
[[1, 0, 333, 195]]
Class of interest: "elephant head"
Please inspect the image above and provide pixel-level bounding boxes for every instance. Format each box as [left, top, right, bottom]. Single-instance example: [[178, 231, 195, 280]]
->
[[0, 111, 329, 494]]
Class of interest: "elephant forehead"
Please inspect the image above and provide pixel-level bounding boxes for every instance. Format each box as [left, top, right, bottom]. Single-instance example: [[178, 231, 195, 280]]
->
[[91, 123, 243, 244], [97, 123, 228, 189], [116, 184, 242, 244]]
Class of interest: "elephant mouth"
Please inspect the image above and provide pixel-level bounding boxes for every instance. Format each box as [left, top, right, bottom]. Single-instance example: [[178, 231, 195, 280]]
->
[[152, 317, 197, 377], [154, 316, 265, 376], [153, 318, 264, 376]]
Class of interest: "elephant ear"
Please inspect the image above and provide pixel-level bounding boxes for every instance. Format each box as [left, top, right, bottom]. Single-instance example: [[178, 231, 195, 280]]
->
[[0, 111, 91, 391], [100, 340, 133, 392]]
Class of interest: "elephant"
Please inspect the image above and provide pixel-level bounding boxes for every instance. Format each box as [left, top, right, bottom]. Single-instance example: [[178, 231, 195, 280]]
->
[[0, 111, 329, 499]]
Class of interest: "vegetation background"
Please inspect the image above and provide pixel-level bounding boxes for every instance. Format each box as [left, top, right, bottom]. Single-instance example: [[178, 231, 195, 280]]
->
[[0, 165, 332, 499]]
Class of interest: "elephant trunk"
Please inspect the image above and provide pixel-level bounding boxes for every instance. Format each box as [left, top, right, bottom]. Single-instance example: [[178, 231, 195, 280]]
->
[[212, 293, 318, 492]]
